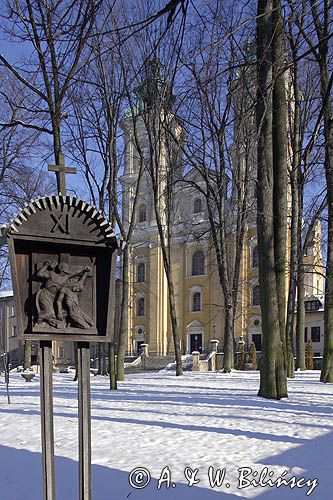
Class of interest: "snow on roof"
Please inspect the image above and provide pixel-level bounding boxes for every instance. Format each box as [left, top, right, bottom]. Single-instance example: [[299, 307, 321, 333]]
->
[[0, 290, 14, 299], [304, 294, 324, 302]]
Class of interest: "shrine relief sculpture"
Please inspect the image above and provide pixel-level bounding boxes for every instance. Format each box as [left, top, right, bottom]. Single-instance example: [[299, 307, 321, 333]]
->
[[36, 260, 94, 329]]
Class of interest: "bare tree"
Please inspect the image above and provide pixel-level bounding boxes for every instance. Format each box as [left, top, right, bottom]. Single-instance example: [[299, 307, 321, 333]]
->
[[0, 0, 108, 381], [0, 0, 102, 174], [129, 61, 184, 376], [290, 0, 332, 382], [256, 0, 288, 399], [307, 0, 333, 384], [169, 3, 256, 372], [66, 16, 141, 383]]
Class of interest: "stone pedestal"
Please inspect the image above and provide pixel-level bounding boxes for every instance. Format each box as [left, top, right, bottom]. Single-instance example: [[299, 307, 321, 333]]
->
[[192, 351, 200, 371], [141, 343, 149, 357], [210, 339, 219, 352]]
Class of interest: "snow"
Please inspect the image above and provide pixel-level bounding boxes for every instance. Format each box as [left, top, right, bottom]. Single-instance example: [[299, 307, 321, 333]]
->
[[0, 370, 332, 500], [162, 354, 193, 371]]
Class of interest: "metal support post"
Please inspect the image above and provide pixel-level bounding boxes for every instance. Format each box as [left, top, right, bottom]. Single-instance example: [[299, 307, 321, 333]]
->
[[40, 340, 56, 500], [78, 342, 92, 500]]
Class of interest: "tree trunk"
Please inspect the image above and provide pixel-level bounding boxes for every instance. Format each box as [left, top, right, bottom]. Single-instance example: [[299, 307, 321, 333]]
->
[[322, 235, 333, 382], [98, 343, 107, 375], [256, 0, 287, 399], [23, 340, 31, 370], [166, 270, 183, 376], [117, 246, 129, 381], [286, 209, 297, 377], [156, 218, 183, 375], [285, 46, 302, 379], [149, 127, 183, 376], [272, 0, 290, 372], [320, 58, 333, 383], [223, 303, 234, 373], [321, 120, 333, 381], [109, 341, 117, 390], [295, 255, 306, 370]]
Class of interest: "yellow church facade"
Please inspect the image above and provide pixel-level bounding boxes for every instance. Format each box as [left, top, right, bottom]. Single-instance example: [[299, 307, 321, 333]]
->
[[120, 105, 325, 359]]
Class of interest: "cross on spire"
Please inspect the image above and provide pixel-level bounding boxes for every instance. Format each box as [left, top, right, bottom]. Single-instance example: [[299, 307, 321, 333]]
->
[[48, 152, 76, 195]]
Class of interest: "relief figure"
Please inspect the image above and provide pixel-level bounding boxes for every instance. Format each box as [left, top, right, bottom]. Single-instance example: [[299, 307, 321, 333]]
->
[[36, 261, 93, 329], [57, 267, 94, 329]]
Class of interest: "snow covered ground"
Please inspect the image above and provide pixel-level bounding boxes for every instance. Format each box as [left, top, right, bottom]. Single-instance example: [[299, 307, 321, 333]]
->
[[0, 370, 332, 500]]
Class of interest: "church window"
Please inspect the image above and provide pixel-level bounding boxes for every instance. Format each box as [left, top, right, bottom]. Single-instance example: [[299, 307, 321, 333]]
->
[[138, 204, 147, 223], [194, 198, 202, 213], [252, 285, 260, 306], [137, 262, 146, 283], [311, 326, 320, 343], [192, 251, 205, 276], [192, 292, 201, 312], [305, 300, 320, 311], [252, 246, 259, 268], [137, 297, 145, 316]]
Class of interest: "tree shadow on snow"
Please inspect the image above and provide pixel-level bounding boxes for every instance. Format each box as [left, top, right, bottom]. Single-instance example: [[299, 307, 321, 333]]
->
[[0, 444, 241, 500], [253, 430, 333, 499], [0, 407, 311, 445]]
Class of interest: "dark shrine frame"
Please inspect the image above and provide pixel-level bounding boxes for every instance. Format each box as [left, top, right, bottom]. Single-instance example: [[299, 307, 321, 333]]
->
[[6, 194, 119, 342]]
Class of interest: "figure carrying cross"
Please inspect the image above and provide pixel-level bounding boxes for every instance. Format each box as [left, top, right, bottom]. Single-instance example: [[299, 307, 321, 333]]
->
[[48, 152, 76, 195]]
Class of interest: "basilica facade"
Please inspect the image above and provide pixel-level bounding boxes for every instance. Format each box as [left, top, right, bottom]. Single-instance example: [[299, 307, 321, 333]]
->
[[119, 61, 325, 359]]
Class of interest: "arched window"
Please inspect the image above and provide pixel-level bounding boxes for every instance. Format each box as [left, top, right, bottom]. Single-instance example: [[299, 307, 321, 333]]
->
[[194, 198, 202, 213], [252, 285, 260, 306], [252, 246, 259, 268], [137, 297, 145, 316], [137, 262, 146, 283], [192, 292, 201, 312], [192, 251, 205, 276], [138, 204, 146, 223]]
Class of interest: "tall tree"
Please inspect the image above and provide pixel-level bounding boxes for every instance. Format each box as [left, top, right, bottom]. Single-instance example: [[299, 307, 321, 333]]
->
[[67, 27, 125, 381], [272, 0, 291, 378], [133, 67, 184, 376], [256, 0, 288, 399], [171, 4, 256, 372]]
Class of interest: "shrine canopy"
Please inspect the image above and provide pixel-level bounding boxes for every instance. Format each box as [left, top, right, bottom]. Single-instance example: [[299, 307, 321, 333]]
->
[[3, 195, 119, 342], [7, 194, 116, 246]]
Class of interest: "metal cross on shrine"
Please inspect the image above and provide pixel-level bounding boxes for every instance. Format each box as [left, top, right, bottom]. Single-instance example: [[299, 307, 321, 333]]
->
[[48, 152, 76, 195]]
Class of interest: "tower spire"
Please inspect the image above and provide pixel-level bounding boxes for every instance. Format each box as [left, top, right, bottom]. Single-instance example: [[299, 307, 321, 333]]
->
[[135, 58, 175, 112]]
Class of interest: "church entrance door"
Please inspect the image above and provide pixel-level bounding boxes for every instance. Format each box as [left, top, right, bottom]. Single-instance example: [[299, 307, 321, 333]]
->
[[252, 333, 262, 351], [136, 340, 145, 354], [190, 333, 203, 353]]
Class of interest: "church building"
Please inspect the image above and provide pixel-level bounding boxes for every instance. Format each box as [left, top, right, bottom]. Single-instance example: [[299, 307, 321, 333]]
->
[[120, 59, 325, 358]]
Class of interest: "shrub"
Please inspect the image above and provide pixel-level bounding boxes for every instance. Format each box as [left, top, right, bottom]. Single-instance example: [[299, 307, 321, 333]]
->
[[306, 340, 314, 370]]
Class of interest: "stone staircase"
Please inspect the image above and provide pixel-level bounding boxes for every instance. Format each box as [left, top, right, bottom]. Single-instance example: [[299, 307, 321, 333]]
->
[[125, 355, 176, 373]]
